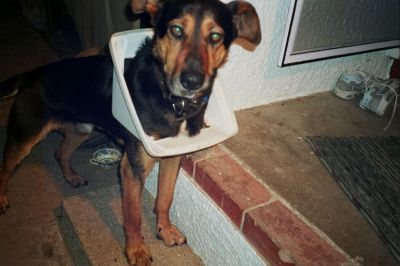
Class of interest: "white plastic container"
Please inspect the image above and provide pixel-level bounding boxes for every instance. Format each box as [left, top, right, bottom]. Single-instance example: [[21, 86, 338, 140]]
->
[[109, 29, 238, 157]]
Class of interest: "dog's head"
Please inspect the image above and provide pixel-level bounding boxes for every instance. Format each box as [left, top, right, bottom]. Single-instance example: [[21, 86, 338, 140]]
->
[[132, 0, 261, 99]]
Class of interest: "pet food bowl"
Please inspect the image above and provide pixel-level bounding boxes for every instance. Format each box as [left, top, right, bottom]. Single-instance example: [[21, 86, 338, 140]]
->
[[90, 148, 122, 168], [109, 29, 238, 157]]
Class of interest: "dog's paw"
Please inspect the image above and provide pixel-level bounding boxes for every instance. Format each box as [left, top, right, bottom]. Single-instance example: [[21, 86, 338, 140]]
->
[[157, 224, 186, 247], [0, 193, 10, 215], [64, 175, 88, 188], [125, 243, 153, 266]]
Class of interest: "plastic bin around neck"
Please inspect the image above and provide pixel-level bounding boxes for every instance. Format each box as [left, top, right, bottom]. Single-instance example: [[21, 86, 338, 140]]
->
[[110, 29, 238, 157]]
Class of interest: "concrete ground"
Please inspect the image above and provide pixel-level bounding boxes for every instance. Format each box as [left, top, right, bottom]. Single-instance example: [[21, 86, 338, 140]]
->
[[0, 1, 70, 265], [223, 93, 399, 265]]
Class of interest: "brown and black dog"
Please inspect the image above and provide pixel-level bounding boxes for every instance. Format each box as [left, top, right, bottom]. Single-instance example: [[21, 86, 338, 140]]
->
[[0, 0, 261, 265]]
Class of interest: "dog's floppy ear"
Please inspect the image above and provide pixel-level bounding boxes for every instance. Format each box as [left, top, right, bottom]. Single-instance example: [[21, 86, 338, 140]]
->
[[131, 0, 161, 18], [228, 1, 261, 51]]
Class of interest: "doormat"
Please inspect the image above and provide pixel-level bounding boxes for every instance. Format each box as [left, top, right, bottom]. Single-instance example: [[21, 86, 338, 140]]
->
[[306, 136, 400, 262]]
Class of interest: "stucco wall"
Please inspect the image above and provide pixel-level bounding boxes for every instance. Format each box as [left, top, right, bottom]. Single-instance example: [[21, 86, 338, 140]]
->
[[219, 0, 393, 110]]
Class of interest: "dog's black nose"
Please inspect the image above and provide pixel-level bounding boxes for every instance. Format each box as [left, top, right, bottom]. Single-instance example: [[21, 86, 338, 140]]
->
[[180, 71, 205, 90]]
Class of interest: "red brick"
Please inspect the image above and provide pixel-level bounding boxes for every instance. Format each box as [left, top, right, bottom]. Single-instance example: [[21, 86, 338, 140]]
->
[[243, 213, 294, 266], [181, 156, 194, 177], [197, 154, 271, 210], [245, 201, 348, 266], [202, 172, 223, 206], [221, 194, 243, 227], [193, 165, 204, 186]]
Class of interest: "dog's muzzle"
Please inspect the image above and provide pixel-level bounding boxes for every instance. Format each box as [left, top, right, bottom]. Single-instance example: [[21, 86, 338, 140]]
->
[[180, 70, 205, 91], [154, 65, 209, 121]]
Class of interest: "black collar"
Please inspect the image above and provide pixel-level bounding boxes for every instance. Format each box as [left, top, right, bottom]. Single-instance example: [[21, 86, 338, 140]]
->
[[153, 65, 209, 122]]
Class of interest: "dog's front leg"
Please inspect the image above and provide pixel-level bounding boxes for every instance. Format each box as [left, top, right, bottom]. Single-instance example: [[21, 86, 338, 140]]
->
[[155, 156, 186, 247], [120, 141, 155, 266]]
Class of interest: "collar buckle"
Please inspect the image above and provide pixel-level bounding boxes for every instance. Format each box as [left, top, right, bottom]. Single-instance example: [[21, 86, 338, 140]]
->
[[172, 98, 186, 115]]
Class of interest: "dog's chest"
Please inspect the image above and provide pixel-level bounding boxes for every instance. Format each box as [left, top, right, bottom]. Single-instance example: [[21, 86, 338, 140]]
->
[[179, 120, 187, 133]]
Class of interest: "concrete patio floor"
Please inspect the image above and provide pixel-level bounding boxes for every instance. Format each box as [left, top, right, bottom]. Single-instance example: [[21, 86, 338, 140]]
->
[[225, 93, 399, 265]]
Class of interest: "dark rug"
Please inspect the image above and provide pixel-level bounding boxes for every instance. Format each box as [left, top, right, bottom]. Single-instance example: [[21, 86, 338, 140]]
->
[[307, 136, 400, 262]]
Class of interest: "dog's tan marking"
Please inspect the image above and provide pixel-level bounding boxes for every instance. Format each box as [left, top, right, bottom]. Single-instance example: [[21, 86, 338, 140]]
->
[[55, 123, 91, 187], [154, 14, 197, 77], [155, 156, 186, 246], [174, 15, 196, 75], [201, 16, 229, 75], [0, 121, 59, 211], [120, 152, 153, 265], [1, 121, 59, 175], [120, 144, 156, 265]]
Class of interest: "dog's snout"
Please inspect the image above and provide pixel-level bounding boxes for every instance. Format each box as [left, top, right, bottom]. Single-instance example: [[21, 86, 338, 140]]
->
[[180, 71, 205, 91]]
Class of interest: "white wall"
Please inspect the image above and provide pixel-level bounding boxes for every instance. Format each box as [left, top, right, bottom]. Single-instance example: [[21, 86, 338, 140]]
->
[[219, 0, 393, 110]]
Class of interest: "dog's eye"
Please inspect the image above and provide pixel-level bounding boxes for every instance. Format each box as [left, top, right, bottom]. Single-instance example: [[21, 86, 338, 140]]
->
[[169, 25, 184, 39], [209, 32, 223, 45]]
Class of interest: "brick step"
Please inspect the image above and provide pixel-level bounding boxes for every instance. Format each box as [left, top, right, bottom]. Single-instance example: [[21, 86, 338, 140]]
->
[[182, 146, 356, 266]]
